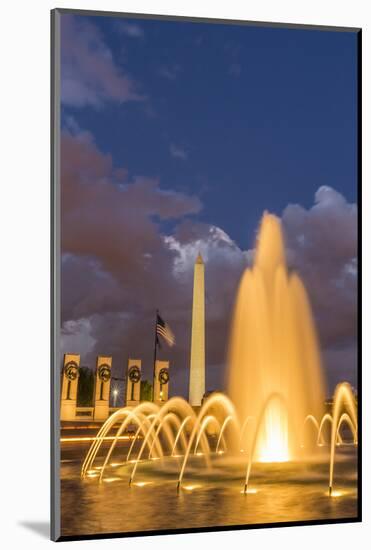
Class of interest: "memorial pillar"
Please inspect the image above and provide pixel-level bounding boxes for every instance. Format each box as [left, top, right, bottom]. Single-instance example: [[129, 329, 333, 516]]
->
[[126, 359, 142, 406], [154, 360, 170, 404], [93, 355, 112, 421], [60, 353, 80, 421]]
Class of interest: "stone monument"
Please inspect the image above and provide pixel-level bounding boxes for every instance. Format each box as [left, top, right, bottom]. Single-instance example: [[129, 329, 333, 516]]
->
[[126, 359, 142, 406], [93, 355, 112, 421], [153, 360, 170, 404], [60, 353, 80, 421], [189, 253, 206, 406]]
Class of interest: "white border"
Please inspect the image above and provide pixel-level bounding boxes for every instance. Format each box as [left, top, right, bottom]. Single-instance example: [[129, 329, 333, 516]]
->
[[1, 1, 368, 548]]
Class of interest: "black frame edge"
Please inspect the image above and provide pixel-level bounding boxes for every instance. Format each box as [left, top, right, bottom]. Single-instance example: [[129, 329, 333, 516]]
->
[[57, 516, 362, 543]]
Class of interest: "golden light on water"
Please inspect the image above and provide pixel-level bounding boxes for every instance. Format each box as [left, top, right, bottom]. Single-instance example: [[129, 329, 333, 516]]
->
[[61, 435, 132, 443], [183, 484, 202, 491], [133, 481, 152, 487], [103, 477, 120, 483], [328, 490, 345, 498]]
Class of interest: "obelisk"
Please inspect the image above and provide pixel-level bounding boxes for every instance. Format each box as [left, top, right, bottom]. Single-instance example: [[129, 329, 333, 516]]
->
[[189, 253, 205, 406]]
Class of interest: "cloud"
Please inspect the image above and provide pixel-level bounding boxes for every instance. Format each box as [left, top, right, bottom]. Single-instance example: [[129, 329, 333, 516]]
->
[[165, 222, 245, 278], [170, 144, 188, 160], [61, 129, 202, 318], [158, 65, 181, 81], [224, 41, 241, 78], [282, 186, 357, 390], [114, 21, 144, 38], [229, 63, 241, 77], [282, 186, 357, 344], [61, 318, 97, 359], [61, 14, 144, 107]]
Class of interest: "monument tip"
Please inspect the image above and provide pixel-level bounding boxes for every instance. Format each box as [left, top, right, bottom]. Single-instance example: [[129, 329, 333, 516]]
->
[[195, 252, 204, 264]]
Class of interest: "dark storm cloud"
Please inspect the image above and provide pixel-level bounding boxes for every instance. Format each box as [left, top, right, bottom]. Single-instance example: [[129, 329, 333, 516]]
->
[[61, 128, 202, 318], [61, 15, 144, 107], [61, 129, 357, 397]]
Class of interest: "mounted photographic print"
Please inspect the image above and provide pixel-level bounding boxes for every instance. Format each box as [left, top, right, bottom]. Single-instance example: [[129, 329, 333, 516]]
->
[[51, 8, 361, 542]]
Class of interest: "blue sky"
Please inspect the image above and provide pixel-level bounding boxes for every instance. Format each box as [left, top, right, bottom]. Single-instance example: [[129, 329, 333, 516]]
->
[[60, 13, 358, 398], [62, 15, 357, 249]]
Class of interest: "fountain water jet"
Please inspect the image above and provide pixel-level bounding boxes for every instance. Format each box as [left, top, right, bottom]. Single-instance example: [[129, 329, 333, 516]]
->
[[176, 393, 238, 490], [171, 416, 193, 456], [148, 413, 183, 459], [193, 416, 221, 455], [243, 393, 289, 492], [126, 414, 156, 462], [303, 415, 323, 447], [335, 413, 357, 445], [129, 398, 210, 486], [216, 415, 238, 454], [228, 213, 326, 462], [328, 382, 358, 495]]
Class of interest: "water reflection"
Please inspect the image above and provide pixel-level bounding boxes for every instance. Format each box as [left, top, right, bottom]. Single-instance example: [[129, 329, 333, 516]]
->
[[61, 447, 357, 537]]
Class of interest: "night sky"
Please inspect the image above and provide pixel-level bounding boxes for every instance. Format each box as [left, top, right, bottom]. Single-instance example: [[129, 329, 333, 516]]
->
[[60, 13, 358, 402]]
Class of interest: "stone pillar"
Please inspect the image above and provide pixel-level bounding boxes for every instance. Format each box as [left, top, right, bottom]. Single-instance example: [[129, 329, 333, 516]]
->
[[126, 359, 142, 406], [93, 356, 112, 421], [154, 360, 170, 404], [189, 253, 205, 406], [60, 354, 80, 421]]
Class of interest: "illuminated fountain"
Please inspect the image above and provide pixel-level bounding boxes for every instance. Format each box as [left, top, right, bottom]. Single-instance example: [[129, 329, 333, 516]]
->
[[228, 212, 325, 463], [81, 213, 357, 498]]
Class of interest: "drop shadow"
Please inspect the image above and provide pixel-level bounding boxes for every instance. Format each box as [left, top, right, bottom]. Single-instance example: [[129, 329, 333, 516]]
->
[[19, 521, 50, 539]]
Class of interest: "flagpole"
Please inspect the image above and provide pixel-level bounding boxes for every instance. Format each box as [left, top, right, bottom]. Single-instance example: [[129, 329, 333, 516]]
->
[[152, 309, 159, 402]]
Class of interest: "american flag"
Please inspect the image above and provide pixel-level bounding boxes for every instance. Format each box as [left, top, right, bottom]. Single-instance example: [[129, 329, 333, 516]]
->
[[156, 312, 175, 347]]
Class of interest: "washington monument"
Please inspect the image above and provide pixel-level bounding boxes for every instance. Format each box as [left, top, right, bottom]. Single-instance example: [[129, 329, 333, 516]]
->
[[189, 253, 205, 406]]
